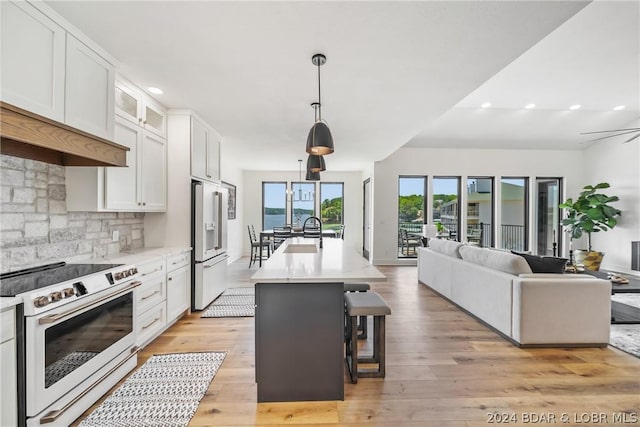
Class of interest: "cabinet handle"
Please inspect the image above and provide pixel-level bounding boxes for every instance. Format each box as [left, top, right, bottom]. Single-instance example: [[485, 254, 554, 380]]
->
[[143, 202, 146, 206], [142, 317, 160, 330], [141, 290, 160, 300], [141, 267, 163, 277], [168, 276, 173, 281]]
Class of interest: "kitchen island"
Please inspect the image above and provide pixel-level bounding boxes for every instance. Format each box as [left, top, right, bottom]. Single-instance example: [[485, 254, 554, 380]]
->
[[250, 237, 385, 402]]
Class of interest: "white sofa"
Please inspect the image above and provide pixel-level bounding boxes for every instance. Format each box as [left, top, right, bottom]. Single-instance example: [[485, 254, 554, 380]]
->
[[417, 240, 611, 347]]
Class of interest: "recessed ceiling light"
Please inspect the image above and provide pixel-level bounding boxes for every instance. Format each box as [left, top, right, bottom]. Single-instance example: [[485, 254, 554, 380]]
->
[[147, 87, 163, 95], [481, 102, 492, 108], [524, 103, 536, 109], [613, 105, 625, 111], [569, 104, 581, 110]]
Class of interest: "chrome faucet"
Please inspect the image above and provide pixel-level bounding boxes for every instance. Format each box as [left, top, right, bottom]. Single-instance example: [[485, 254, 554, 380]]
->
[[303, 216, 323, 248]]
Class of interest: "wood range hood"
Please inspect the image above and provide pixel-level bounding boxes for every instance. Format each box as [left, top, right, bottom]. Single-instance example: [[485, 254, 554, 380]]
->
[[1, 101, 128, 167]]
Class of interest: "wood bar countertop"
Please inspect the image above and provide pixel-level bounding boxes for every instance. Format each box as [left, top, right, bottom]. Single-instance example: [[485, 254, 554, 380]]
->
[[250, 237, 385, 284]]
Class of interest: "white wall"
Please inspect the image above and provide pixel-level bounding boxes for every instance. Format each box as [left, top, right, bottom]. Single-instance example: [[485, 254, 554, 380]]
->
[[242, 170, 364, 258], [583, 119, 640, 275], [372, 147, 589, 265], [221, 155, 244, 263]]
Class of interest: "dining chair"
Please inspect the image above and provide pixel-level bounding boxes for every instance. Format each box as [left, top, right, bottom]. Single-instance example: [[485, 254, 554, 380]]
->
[[302, 217, 322, 238], [272, 226, 292, 250], [399, 229, 419, 256], [248, 225, 271, 267]]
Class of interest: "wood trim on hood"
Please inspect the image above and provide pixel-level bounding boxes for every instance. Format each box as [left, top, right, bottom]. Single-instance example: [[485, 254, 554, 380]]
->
[[1, 101, 128, 167]]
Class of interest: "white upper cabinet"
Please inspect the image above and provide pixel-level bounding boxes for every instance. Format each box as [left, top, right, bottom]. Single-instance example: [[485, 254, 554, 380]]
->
[[0, 0, 115, 140], [191, 115, 220, 182], [104, 117, 141, 210], [101, 117, 166, 212], [65, 35, 115, 139], [0, 1, 65, 121], [139, 130, 167, 210], [115, 79, 166, 137]]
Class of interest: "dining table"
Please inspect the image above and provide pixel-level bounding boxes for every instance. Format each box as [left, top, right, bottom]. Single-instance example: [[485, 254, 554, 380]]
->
[[258, 229, 338, 266]]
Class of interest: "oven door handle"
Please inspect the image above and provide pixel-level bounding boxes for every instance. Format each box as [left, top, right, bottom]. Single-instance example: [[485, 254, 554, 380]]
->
[[38, 281, 142, 325]]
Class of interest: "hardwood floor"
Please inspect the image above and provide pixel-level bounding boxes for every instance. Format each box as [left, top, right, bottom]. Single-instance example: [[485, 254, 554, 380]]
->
[[73, 262, 640, 426]]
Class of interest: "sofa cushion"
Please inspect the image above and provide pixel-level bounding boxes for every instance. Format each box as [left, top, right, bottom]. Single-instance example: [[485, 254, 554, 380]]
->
[[428, 239, 463, 258], [512, 252, 568, 274], [460, 246, 532, 275]]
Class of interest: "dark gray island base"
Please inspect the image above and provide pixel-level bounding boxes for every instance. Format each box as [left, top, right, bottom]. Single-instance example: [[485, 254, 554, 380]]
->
[[255, 282, 344, 402], [250, 237, 386, 402]]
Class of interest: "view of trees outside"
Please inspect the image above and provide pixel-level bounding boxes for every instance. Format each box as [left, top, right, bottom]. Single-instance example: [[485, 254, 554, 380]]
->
[[398, 177, 425, 234], [320, 183, 343, 231], [433, 177, 460, 239]]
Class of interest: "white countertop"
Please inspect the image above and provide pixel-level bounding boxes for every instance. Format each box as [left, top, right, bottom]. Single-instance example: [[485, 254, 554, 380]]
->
[[87, 247, 191, 265], [250, 238, 385, 283], [1, 296, 22, 310]]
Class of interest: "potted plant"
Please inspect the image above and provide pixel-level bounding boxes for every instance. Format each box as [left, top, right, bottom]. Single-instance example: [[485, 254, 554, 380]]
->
[[559, 182, 621, 271]]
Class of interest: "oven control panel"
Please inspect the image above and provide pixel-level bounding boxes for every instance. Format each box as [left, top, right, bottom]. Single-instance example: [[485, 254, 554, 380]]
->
[[25, 264, 138, 316]]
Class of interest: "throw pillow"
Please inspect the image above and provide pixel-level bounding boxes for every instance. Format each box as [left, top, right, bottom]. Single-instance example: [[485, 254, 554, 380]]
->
[[511, 251, 568, 274]]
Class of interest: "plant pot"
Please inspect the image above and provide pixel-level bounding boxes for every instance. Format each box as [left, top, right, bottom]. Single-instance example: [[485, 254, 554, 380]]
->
[[573, 250, 605, 271]]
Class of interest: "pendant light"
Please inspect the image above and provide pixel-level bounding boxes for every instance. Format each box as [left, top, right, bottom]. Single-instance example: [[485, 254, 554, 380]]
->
[[292, 159, 315, 199], [307, 153, 326, 173], [306, 170, 320, 181], [306, 53, 334, 156]]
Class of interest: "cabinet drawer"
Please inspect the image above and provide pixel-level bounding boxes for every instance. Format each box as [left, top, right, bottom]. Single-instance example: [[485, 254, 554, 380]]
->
[[136, 274, 166, 315], [1, 308, 15, 343], [136, 304, 165, 347], [137, 258, 165, 278], [167, 252, 189, 271]]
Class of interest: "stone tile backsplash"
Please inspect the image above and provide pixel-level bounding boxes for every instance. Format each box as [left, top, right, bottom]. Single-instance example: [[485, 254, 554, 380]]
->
[[0, 155, 144, 273]]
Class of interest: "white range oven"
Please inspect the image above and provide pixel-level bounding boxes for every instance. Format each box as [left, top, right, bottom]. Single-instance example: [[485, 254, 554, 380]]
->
[[0, 262, 141, 426]]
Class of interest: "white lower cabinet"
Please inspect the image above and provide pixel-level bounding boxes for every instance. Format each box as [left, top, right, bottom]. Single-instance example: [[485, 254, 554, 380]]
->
[[166, 252, 190, 324], [133, 250, 191, 349], [134, 258, 166, 348], [0, 306, 18, 427]]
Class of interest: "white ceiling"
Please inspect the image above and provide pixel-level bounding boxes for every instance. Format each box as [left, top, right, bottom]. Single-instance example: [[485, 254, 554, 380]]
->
[[45, 1, 639, 172]]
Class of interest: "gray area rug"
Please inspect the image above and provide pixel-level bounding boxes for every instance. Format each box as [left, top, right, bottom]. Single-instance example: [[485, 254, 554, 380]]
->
[[79, 351, 226, 427], [609, 294, 640, 358], [610, 324, 640, 358], [201, 287, 255, 318]]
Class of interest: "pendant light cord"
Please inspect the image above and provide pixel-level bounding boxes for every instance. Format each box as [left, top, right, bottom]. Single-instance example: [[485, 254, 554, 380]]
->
[[317, 61, 322, 121]]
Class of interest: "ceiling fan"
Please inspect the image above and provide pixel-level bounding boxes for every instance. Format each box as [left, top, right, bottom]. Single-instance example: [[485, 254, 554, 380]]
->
[[580, 127, 640, 144]]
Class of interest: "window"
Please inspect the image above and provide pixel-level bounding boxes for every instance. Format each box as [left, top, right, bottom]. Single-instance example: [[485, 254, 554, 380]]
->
[[398, 176, 426, 258], [291, 182, 315, 228], [501, 177, 528, 251], [467, 177, 494, 247], [433, 177, 460, 241], [320, 182, 343, 232], [262, 182, 287, 230]]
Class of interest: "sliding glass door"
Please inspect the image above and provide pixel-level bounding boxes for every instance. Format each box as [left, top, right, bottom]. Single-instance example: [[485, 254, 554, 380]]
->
[[467, 177, 493, 247], [536, 178, 562, 256], [500, 177, 528, 251], [433, 177, 460, 241], [398, 176, 426, 258]]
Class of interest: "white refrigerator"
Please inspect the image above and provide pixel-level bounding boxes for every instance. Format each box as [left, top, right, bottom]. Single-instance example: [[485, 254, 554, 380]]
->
[[192, 180, 229, 310]]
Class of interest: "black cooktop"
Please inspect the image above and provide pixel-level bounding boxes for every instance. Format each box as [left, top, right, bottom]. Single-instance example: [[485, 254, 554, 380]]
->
[[0, 262, 124, 297]]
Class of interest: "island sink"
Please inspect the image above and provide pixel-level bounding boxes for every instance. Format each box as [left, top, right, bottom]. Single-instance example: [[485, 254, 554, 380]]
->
[[283, 243, 318, 253]]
